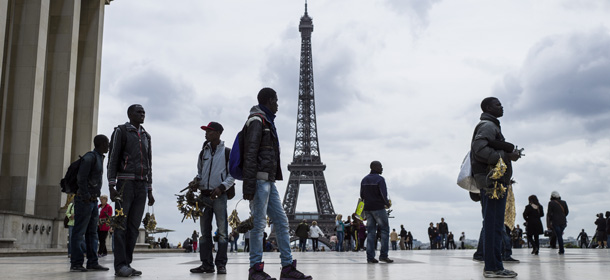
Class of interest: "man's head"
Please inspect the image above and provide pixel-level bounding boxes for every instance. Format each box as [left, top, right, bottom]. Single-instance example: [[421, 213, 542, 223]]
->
[[550, 191, 561, 200], [258, 87, 279, 114], [200, 121, 223, 143], [128, 104, 145, 125], [480, 97, 503, 118], [370, 161, 383, 174], [302, 219, 307, 224], [441, 218, 445, 222], [94, 134, 109, 154]]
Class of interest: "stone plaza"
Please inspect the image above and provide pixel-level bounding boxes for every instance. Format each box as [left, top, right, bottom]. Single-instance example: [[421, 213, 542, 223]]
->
[[0, 248, 608, 279]]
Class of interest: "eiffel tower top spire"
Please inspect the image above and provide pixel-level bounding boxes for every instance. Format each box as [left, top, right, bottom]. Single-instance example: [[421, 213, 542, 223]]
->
[[292, 1, 320, 165]]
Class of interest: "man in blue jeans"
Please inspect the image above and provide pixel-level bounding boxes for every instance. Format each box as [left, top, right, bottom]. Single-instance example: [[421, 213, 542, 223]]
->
[[471, 97, 521, 278], [189, 121, 234, 274], [70, 135, 110, 272], [360, 161, 393, 264], [241, 88, 312, 280]]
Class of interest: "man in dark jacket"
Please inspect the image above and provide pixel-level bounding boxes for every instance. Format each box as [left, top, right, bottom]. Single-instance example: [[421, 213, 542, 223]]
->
[[546, 191, 568, 254], [471, 97, 521, 278], [242, 88, 311, 280], [70, 135, 110, 272], [295, 220, 310, 252], [361, 161, 393, 263], [594, 213, 606, 248], [107, 104, 155, 277], [439, 218, 449, 249]]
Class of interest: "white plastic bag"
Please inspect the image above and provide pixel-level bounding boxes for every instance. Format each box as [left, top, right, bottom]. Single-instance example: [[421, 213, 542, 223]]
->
[[457, 151, 480, 193]]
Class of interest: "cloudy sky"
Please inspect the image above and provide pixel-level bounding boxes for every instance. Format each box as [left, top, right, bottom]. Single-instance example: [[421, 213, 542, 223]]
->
[[98, 0, 610, 245]]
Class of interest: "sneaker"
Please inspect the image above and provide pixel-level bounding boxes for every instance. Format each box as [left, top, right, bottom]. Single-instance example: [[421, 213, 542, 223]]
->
[[280, 260, 312, 280], [379, 257, 394, 263], [86, 264, 110, 271], [70, 266, 87, 272], [473, 258, 484, 263], [190, 265, 215, 273], [217, 267, 227, 274], [115, 266, 133, 277], [502, 257, 520, 263], [483, 269, 518, 278], [367, 258, 379, 263], [249, 262, 276, 280], [129, 267, 142, 276]]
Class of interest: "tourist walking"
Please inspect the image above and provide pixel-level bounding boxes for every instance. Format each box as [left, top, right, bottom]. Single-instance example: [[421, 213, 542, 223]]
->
[[295, 220, 310, 252], [523, 195, 544, 255], [546, 191, 569, 255], [309, 221, 324, 252], [595, 213, 607, 248], [335, 214, 345, 252], [390, 229, 398, 250], [98, 195, 112, 257]]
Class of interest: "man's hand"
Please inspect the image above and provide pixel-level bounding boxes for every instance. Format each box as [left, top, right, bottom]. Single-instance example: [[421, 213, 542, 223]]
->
[[507, 151, 521, 162], [148, 191, 155, 206], [243, 193, 255, 200], [109, 185, 119, 202], [211, 187, 223, 200]]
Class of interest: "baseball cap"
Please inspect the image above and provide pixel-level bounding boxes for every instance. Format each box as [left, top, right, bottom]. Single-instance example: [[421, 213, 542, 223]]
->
[[200, 122, 223, 132]]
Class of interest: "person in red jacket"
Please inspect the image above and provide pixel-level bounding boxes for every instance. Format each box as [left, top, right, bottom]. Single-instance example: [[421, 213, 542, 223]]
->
[[98, 195, 113, 257]]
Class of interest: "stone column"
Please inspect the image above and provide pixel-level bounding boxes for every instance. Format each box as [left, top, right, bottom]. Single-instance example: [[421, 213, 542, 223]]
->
[[0, 0, 50, 215], [72, 0, 105, 156]]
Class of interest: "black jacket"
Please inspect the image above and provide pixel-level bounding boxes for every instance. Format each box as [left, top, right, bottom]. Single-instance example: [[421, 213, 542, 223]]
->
[[242, 106, 283, 195], [470, 113, 513, 188], [107, 123, 152, 186], [439, 222, 449, 234], [595, 217, 606, 232], [77, 149, 105, 199], [546, 199, 569, 228], [523, 204, 544, 235]]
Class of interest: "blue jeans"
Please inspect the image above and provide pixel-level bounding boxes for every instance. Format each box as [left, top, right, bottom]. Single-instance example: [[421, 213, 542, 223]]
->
[[552, 224, 566, 253], [365, 209, 389, 261], [249, 180, 292, 267], [481, 188, 507, 272], [336, 231, 344, 252], [440, 233, 448, 249], [299, 237, 307, 252], [199, 193, 228, 268], [113, 180, 148, 271], [70, 197, 99, 267]]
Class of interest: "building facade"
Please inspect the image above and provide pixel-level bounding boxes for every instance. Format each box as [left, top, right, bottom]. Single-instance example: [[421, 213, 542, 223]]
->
[[0, 0, 113, 250]]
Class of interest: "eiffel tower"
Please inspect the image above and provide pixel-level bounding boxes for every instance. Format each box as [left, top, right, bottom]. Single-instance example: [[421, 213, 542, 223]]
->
[[282, 3, 336, 240]]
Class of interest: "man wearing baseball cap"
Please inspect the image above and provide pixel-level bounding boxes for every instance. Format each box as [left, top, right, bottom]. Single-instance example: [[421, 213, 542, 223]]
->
[[189, 121, 235, 274]]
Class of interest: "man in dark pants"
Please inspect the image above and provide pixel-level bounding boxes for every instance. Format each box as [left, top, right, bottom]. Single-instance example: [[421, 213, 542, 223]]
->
[[108, 104, 155, 277], [189, 121, 234, 274], [439, 218, 449, 249], [546, 191, 568, 254], [70, 135, 110, 272], [361, 161, 393, 264], [471, 97, 521, 278]]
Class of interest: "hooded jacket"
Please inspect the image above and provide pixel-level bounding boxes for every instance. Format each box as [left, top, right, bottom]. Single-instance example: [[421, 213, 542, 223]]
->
[[242, 105, 283, 195]]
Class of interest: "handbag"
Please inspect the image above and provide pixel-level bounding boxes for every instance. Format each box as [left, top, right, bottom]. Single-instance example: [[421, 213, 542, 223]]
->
[[63, 216, 70, 228], [457, 151, 480, 193]]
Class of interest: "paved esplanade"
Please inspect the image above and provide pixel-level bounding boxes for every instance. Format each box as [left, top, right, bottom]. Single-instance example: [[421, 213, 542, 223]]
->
[[1, 249, 608, 279]]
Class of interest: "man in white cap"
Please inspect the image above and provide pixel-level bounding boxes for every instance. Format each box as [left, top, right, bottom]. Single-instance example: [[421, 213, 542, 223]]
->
[[546, 191, 569, 254]]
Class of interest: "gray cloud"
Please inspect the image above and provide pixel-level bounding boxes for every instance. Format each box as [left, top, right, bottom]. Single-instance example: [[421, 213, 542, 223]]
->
[[383, 0, 442, 34], [494, 28, 610, 127]]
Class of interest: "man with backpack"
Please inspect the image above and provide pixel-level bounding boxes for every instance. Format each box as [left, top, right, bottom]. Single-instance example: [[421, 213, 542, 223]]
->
[[240, 88, 312, 280], [107, 104, 155, 277], [70, 135, 110, 272], [189, 121, 235, 275]]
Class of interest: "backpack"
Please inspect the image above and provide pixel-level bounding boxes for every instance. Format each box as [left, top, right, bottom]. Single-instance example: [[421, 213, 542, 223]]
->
[[229, 114, 265, 180], [60, 152, 94, 194], [199, 142, 235, 199], [108, 124, 128, 168]]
